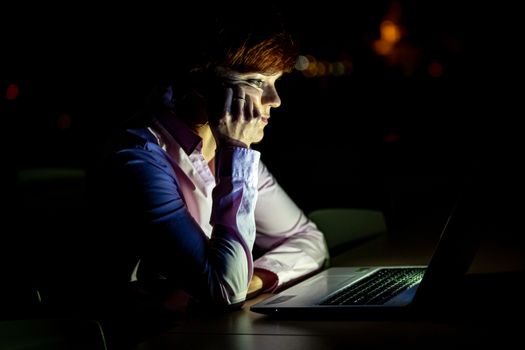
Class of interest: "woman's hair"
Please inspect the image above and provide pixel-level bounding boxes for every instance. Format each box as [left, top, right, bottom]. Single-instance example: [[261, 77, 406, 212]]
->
[[202, 17, 298, 74], [177, 7, 299, 83], [128, 7, 298, 126]]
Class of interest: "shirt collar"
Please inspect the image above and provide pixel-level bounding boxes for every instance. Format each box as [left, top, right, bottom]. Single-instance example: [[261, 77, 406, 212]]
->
[[156, 110, 202, 155]]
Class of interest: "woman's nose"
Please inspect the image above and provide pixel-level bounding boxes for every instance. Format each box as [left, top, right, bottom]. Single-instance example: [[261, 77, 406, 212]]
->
[[262, 85, 281, 108]]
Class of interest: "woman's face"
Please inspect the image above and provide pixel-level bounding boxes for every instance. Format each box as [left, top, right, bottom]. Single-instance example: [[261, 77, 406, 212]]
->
[[216, 68, 283, 144]]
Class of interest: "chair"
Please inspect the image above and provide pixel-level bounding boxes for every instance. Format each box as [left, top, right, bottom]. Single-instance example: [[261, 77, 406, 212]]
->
[[14, 167, 89, 313], [0, 318, 107, 350], [308, 208, 387, 257]]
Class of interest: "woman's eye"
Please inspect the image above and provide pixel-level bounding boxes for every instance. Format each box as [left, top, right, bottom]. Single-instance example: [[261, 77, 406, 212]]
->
[[246, 79, 264, 88]]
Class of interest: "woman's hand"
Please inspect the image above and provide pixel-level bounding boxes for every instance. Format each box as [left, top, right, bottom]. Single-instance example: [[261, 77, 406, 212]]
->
[[246, 268, 278, 299], [209, 83, 264, 148], [246, 274, 264, 299]]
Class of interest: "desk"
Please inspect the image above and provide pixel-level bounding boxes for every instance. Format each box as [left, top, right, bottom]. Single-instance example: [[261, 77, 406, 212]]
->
[[131, 230, 525, 350]]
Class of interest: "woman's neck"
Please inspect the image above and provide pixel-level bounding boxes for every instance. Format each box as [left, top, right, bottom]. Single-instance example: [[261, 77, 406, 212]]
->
[[196, 123, 216, 163]]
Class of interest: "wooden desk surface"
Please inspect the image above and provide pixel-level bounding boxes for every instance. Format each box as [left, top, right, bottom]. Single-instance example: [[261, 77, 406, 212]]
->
[[132, 292, 523, 349], [131, 229, 525, 349]]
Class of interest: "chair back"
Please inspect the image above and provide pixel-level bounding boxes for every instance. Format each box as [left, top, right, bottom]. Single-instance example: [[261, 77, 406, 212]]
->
[[308, 208, 387, 257]]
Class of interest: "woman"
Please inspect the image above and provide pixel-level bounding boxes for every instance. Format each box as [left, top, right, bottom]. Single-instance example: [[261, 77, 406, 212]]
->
[[93, 10, 328, 310]]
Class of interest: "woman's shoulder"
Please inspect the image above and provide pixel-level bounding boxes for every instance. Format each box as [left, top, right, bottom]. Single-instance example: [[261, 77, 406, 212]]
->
[[98, 127, 169, 169]]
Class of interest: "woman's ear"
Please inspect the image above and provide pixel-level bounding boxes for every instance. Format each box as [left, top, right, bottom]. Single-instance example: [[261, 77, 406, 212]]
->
[[186, 69, 210, 100], [175, 87, 209, 127], [189, 69, 227, 102], [189, 87, 206, 100], [179, 69, 226, 126]]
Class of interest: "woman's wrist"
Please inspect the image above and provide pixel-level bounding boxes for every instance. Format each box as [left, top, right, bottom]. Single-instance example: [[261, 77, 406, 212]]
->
[[220, 138, 249, 148]]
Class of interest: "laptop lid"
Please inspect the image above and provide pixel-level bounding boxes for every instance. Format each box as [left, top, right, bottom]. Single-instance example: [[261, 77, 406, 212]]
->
[[412, 188, 481, 308]]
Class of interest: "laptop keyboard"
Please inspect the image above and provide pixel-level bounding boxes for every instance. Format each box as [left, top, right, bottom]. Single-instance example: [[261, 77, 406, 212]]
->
[[319, 268, 425, 305]]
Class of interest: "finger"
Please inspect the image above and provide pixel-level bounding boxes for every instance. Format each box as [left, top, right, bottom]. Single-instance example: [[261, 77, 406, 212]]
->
[[244, 96, 254, 122], [223, 86, 233, 116], [231, 87, 246, 121], [232, 84, 246, 105], [243, 95, 262, 123], [252, 100, 262, 121], [232, 84, 246, 100]]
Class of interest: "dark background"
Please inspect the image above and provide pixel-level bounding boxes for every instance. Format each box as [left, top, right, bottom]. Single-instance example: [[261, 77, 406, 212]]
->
[[2, 0, 523, 320], [2, 1, 521, 233]]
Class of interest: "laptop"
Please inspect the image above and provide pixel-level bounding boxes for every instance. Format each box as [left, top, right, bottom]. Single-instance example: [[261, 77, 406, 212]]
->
[[250, 189, 480, 318]]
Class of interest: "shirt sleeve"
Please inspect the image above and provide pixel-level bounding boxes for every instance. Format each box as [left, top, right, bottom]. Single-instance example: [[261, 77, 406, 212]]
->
[[111, 143, 260, 306], [253, 161, 329, 290]]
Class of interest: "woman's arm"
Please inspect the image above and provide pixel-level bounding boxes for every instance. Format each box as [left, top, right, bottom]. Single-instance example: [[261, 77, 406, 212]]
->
[[111, 143, 260, 306], [251, 161, 329, 291]]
